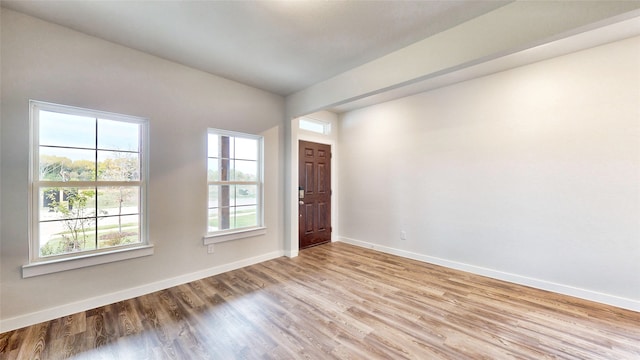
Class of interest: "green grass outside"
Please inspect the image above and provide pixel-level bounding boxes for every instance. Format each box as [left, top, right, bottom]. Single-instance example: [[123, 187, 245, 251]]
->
[[208, 211, 257, 229], [40, 222, 139, 256]]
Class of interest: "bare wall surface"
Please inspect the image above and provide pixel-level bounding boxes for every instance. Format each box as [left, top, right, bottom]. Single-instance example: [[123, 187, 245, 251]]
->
[[0, 9, 284, 327], [339, 36, 640, 306], [287, 1, 640, 117]]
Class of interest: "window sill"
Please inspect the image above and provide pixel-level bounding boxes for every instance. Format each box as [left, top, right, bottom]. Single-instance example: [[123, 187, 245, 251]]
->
[[203, 227, 267, 245], [22, 245, 154, 278]]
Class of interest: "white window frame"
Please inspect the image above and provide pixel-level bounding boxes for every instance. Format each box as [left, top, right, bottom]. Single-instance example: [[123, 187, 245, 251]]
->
[[24, 100, 152, 278], [204, 128, 265, 245]]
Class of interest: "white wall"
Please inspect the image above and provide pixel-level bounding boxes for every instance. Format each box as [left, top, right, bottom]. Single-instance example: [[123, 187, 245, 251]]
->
[[286, 1, 640, 117], [0, 9, 285, 330], [338, 36, 640, 310]]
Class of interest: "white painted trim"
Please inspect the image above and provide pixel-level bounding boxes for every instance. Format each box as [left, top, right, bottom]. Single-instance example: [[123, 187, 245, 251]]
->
[[338, 237, 640, 313], [22, 245, 154, 278], [2, 250, 284, 333], [203, 227, 267, 244]]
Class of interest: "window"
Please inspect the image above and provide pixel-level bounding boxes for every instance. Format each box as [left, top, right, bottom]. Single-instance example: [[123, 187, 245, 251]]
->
[[207, 129, 263, 237], [299, 117, 331, 135], [28, 101, 149, 273]]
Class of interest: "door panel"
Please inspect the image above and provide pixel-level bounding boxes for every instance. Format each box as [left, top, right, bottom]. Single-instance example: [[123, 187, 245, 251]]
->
[[317, 163, 327, 193], [317, 202, 328, 231], [299, 140, 331, 249], [304, 204, 314, 233], [304, 163, 314, 194]]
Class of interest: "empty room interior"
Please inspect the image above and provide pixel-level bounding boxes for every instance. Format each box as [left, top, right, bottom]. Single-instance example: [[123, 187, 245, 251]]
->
[[1, 1, 640, 358]]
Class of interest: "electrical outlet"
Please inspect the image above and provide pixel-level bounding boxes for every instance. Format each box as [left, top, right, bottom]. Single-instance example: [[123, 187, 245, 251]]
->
[[207, 244, 215, 254], [400, 231, 407, 240]]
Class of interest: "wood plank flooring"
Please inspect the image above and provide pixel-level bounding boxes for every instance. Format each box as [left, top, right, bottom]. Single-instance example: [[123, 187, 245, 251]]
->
[[1, 242, 639, 359]]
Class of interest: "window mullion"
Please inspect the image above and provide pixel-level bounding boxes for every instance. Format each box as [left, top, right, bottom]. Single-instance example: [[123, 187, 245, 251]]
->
[[208, 181, 258, 186], [94, 119, 99, 252], [94, 185, 99, 251]]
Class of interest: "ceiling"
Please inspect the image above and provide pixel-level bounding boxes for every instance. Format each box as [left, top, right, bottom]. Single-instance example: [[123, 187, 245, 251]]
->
[[0, 0, 511, 96]]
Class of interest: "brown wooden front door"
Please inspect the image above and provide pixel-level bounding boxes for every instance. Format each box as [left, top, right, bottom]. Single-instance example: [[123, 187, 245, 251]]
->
[[299, 140, 331, 249]]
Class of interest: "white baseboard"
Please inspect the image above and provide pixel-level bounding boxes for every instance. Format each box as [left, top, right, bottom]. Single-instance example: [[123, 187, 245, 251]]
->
[[285, 250, 299, 258], [0, 250, 284, 333], [338, 236, 640, 313]]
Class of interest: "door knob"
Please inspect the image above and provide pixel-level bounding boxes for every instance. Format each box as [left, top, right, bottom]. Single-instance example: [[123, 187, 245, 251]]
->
[[299, 201, 304, 205]]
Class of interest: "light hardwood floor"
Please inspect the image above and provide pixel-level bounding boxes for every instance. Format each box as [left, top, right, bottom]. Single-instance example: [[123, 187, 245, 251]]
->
[[1, 242, 639, 359]]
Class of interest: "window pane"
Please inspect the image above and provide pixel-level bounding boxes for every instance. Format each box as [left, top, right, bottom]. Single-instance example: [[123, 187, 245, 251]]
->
[[39, 110, 95, 148], [208, 185, 219, 208], [207, 133, 219, 158], [219, 158, 232, 181], [234, 160, 257, 181], [299, 118, 327, 134], [236, 185, 257, 206], [97, 187, 139, 216], [39, 187, 97, 221], [207, 158, 220, 182], [223, 136, 235, 159], [212, 206, 236, 231], [39, 220, 66, 256], [208, 208, 219, 232], [215, 185, 236, 207], [98, 119, 139, 152], [228, 185, 237, 206], [97, 214, 140, 249], [234, 137, 258, 160], [39, 218, 97, 257], [226, 207, 236, 229], [235, 205, 257, 228], [39, 147, 95, 181], [97, 151, 140, 181]]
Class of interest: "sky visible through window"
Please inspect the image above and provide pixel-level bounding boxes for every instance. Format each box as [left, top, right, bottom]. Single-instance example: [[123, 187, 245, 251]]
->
[[40, 110, 139, 157]]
